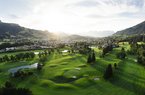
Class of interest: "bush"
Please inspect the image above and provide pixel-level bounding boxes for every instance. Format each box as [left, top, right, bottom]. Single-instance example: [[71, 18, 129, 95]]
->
[[14, 70, 33, 78]]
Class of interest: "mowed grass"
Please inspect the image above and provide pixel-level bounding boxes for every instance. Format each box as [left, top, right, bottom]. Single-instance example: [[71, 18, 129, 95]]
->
[[0, 43, 145, 95]]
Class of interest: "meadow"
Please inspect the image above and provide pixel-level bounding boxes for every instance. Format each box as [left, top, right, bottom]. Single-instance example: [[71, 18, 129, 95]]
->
[[0, 42, 145, 95]]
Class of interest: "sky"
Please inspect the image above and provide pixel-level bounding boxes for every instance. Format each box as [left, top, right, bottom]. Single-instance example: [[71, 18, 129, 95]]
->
[[0, 0, 145, 37]]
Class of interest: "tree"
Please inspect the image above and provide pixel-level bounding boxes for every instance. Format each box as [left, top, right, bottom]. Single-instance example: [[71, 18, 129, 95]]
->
[[29, 52, 35, 59], [37, 63, 43, 70], [0, 57, 3, 62], [121, 47, 125, 51], [102, 45, 113, 57], [10, 55, 15, 62], [24, 53, 30, 59], [87, 54, 92, 63], [87, 50, 96, 64], [5, 81, 13, 88], [92, 51, 96, 62], [38, 53, 42, 58], [137, 56, 143, 64], [137, 56, 145, 65], [44, 50, 48, 56], [15, 54, 21, 60], [104, 64, 113, 79], [0, 81, 33, 95], [114, 63, 117, 69], [3, 55, 9, 61], [102, 47, 107, 57], [117, 48, 126, 59]]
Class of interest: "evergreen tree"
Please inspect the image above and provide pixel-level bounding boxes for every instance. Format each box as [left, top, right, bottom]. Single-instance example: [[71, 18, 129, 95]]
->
[[114, 63, 117, 69], [92, 51, 96, 62], [87, 54, 92, 63], [87, 50, 96, 64], [104, 64, 113, 79]]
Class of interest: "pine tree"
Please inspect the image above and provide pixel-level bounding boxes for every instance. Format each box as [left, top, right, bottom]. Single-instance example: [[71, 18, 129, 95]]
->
[[92, 51, 96, 62], [104, 64, 113, 79], [87, 54, 92, 63], [114, 63, 117, 69]]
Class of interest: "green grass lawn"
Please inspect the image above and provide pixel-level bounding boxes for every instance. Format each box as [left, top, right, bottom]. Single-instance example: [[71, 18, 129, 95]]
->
[[0, 43, 145, 95]]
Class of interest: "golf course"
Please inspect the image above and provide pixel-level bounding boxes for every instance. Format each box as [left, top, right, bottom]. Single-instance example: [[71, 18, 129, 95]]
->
[[0, 42, 145, 95]]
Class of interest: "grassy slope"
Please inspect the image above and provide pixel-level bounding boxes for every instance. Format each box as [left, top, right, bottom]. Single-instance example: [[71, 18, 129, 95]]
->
[[0, 43, 145, 95]]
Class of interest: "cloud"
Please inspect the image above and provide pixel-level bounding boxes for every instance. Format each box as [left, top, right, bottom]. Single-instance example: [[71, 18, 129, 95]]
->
[[72, 0, 99, 7], [8, 14, 20, 19], [69, 0, 144, 17], [1, 0, 145, 37]]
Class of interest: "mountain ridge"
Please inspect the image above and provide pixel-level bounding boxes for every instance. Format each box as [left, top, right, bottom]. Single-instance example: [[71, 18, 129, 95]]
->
[[0, 21, 96, 41], [114, 21, 145, 35]]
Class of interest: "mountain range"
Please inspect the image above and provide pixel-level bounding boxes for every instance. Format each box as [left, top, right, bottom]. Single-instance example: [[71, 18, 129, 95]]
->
[[115, 21, 145, 36], [0, 21, 96, 41], [0, 20, 145, 41]]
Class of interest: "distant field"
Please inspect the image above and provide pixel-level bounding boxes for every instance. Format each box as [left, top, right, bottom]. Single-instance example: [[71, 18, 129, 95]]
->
[[0, 42, 145, 95]]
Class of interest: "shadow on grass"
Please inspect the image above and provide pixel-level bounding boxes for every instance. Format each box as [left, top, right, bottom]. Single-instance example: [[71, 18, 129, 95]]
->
[[51, 75, 79, 83], [91, 59, 109, 74], [110, 58, 145, 95]]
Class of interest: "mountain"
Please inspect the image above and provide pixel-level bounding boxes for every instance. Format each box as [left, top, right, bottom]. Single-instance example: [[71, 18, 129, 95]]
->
[[0, 21, 95, 41], [46, 32, 97, 42], [0, 21, 55, 40], [114, 21, 145, 35], [83, 31, 114, 37]]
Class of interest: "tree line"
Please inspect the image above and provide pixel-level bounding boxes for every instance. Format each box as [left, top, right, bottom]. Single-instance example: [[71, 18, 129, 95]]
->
[[0, 52, 35, 62], [127, 42, 145, 65], [0, 81, 33, 95], [102, 44, 113, 57], [0, 42, 33, 50]]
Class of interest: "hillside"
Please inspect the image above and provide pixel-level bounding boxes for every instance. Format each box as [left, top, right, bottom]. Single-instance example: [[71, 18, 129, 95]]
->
[[114, 21, 145, 35], [0, 21, 95, 41], [0, 21, 55, 40]]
